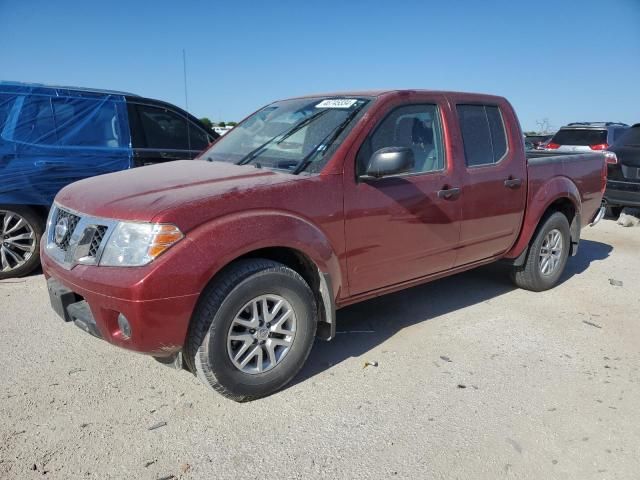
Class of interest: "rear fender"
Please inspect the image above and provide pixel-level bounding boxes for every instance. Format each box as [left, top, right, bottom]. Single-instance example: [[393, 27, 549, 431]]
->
[[505, 176, 581, 260]]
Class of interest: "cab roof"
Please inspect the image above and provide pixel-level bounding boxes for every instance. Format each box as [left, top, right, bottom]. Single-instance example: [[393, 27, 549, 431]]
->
[[0, 80, 138, 97]]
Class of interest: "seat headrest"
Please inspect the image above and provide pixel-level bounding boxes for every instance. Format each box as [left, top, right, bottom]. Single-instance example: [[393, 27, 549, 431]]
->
[[395, 117, 416, 145], [412, 121, 433, 145]]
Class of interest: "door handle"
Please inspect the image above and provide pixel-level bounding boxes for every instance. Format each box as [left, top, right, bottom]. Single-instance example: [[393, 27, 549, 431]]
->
[[34, 160, 57, 167], [437, 187, 461, 200], [504, 177, 522, 189]]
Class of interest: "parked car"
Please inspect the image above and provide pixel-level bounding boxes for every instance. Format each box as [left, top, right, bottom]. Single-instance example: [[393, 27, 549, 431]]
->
[[525, 134, 553, 150], [524, 138, 535, 151], [0, 81, 217, 278], [545, 122, 628, 152], [42, 90, 608, 401], [604, 123, 640, 216]]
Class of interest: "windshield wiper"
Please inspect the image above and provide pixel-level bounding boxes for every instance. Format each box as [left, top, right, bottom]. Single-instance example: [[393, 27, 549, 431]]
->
[[236, 110, 330, 166], [276, 109, 329, 145], [292, 105, 365, 175]]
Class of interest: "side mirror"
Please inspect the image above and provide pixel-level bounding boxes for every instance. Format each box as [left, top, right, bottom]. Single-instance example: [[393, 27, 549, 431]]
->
[[362, 147, 414, 180]]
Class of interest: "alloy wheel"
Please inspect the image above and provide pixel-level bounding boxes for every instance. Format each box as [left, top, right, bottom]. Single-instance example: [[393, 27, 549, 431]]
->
[[227, 294, 297, 374], [539, 228, 563, 276], [0, 210, 37, 273]]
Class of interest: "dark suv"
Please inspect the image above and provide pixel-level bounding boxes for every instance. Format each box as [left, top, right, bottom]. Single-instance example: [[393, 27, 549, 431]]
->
[[545, 122, 628, 152], [0, 81, 218, 278], [605, 123, 640, 215]]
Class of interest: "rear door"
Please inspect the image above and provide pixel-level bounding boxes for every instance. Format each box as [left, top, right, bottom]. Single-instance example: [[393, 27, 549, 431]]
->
[[128, 102, 212, 167], [609, 125, 640, 183], [1, 93, 130, 206], [451, 101, 526, 267], [343, 94, 462, 295]]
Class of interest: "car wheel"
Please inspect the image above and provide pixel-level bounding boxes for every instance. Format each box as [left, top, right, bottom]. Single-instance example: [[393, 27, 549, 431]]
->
[[185, 259, 317, 402], [0, 206, 43, 279], [510, 211, 571, 292]]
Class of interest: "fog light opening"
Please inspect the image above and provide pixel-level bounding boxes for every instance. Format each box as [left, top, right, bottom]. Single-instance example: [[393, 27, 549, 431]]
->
[[117, 313, 132, 339]]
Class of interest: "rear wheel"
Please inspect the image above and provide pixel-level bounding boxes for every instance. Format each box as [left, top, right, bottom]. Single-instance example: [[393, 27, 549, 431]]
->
[[510, 211, 571, 292], [185, 259, 317, 402], [0, 206, 43, 279]]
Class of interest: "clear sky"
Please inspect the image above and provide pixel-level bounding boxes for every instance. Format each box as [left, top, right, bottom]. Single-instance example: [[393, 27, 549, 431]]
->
[[1, 0, 639, 131]]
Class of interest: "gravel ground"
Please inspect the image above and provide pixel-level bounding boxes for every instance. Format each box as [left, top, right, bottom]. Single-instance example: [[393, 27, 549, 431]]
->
[[1, 219, 638, 480]]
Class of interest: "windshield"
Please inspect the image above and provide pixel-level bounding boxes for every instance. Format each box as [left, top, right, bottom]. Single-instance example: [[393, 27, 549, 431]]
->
[[202, 97, 371, 174]]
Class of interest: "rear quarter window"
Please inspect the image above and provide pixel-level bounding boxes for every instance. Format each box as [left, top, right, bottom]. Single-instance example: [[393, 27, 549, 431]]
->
[[457, 104, 508, 166]]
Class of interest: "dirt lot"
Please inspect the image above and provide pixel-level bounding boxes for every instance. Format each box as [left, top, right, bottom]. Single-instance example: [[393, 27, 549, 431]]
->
[[1, 219, 638, 480]]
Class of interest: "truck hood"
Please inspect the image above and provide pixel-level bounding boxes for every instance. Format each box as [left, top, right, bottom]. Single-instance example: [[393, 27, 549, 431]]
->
[[56, 160, 295, 227]]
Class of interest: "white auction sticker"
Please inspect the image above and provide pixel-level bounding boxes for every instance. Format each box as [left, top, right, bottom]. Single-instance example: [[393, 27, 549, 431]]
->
[[315, 99, 358, 109]]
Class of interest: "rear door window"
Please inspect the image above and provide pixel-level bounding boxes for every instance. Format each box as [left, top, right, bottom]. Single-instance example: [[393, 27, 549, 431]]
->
[[456, 104, 508, 166], [10, 95, 126, 148], [617, 126, 640, 146], [12, 95, 57, 145], [51, 97, 126, 148], [552, 129, 607, 146], [612, 127, 631, 145], [134, 104, 209, 151]]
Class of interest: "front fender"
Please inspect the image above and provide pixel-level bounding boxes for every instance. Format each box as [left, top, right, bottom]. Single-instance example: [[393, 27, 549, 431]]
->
[[186, 209, 343, 299], [505, 176, 581, 259]]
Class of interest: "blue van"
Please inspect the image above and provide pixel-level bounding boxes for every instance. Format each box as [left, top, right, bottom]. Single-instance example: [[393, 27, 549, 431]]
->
[[0, 81, 217, 278]]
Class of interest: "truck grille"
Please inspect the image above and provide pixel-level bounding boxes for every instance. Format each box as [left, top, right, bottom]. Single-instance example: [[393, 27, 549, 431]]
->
[[46, 205, 117, 269], [88, 225, 108, 258], [54, 208, 81, 251]]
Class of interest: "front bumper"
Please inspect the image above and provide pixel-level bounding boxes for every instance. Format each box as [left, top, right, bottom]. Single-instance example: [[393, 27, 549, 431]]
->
[[605, 180, 640, 207], [42, 249, 201, 357]]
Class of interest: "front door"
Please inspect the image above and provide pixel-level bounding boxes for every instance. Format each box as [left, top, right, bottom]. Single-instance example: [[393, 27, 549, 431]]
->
[[344, 101, 462, 295], [128, 103, 211, 167]]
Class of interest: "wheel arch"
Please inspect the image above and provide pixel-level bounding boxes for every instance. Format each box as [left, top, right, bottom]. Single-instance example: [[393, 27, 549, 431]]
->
[[0, 203, 49, 224], [186, 211, 343, 341], [505, 179, 581, 265], [234, 246, 336, 341]]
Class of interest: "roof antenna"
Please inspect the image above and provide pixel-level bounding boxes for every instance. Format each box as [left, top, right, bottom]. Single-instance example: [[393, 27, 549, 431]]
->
[[183, 48, 191, 153]]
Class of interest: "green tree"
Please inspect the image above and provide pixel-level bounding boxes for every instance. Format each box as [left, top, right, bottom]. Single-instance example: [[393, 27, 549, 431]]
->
[[227, 122, 237, 127], [218, 121, 226, 128], [199, 117, 213, 130]]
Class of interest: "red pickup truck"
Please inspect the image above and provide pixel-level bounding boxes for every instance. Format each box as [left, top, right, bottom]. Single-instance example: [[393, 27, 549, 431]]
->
[[42, 90, 609, 401]]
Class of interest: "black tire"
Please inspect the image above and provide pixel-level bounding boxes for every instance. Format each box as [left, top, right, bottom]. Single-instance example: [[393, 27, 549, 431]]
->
[[185, 259, 317, 402], [0, 206, 44, 279], [510, 211, 571, 292], [605, 205, 623, 219]]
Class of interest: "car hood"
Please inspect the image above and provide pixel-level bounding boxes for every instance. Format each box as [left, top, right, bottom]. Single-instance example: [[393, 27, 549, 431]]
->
[[56, 160, 296, 228]]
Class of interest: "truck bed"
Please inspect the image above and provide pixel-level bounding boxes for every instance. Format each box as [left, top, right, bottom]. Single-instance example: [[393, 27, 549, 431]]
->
[[526, 150, 605, 225]]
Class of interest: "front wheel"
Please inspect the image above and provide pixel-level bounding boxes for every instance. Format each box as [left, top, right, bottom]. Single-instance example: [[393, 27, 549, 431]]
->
[[185, 259, 317, 402], [510, 211, 571, 292]]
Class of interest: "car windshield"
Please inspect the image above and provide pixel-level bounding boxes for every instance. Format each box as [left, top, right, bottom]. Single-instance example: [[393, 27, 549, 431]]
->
[[552, 129, 607, 146], [202, 97, 371, 174]]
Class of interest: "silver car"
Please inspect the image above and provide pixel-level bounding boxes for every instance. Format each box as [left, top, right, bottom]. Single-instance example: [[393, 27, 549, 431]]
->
[[545, 122, 628, 153]]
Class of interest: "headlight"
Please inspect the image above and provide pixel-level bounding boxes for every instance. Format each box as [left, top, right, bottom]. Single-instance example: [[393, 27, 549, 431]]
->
[[99, 222, 184, 267]]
